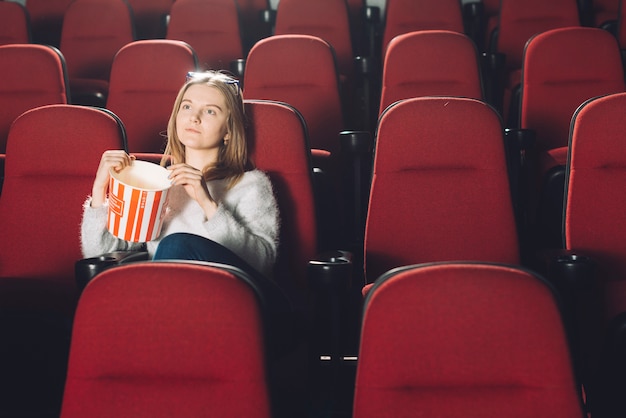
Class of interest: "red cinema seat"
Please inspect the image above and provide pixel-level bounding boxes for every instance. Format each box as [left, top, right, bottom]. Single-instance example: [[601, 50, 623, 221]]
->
[[0, 1, 31, 45], [106, 40, 198, 156], [363, 97, 519, 292], [378, 30, 484, 115], [166, 0, 244, 72], [381, 0, 465, 58], [60, 0, 135, 107], [0, 44, 69, 195], [354, 262, 585, 418], [60, 261, 272, 418]]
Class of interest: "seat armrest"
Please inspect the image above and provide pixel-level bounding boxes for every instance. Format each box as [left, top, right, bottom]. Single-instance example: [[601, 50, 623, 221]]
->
[[307, 250, 354, 371], [75, 250, 150, 292], [340, 131, 373, 251], [260, 8, 276, 29], [546, 250, 597, 294], [308, 250, 353, 292], [545, 250, 602, 391], [363, 6, 380, 26], [481, 51, 505, 113], [462, 1, 485, 51], [230, 58, 246, 81]]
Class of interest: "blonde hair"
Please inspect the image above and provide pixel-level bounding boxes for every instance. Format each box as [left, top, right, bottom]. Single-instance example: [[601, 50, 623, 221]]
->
[[161, 71, 249, 189]]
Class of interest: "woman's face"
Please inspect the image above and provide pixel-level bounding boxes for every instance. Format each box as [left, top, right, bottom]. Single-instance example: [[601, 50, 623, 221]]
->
[[175, 83, 230, 155]]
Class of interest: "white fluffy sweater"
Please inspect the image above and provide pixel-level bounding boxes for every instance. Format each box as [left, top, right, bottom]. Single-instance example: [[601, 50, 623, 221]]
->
[[81, 169, 280, 278]]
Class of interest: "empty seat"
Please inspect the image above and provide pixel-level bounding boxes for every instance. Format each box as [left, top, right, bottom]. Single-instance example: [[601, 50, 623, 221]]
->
[[490, 0, 581, 124], [60, 261, 272, 418], [106, 40, 198, 156], [364, 97, 519, 287], [558, 92, 626, 415], [354, 262, 585, 418], [0, 44, 69, 193], [381, 0, 465, 58], [274, 0, 355, 91], [244, 99, 317, 299], [0, 1, 31, 45], [521, 27, 624, 171], [378, 30, 483, 115], [166, 0, 244, 72], [564, 92, 626, 322], [0, 44, 69, 156], [518, 26, 625, 249], [244, 34, 345, 161], [0, 104, 127, 311], [0, 104, 127, 416], [60, 0, 135, 107]]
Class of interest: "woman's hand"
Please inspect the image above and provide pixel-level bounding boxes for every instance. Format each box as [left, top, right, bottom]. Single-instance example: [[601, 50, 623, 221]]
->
[[90, 150, 134, 207], [167, 163, 218, 218]]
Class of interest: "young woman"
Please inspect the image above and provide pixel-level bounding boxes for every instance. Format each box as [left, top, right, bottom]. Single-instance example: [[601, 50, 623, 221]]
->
[[81, 71, 290, 316]]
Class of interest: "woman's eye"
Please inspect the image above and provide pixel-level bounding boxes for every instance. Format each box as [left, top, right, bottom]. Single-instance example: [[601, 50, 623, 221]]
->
[[205, 109, 216, 115]]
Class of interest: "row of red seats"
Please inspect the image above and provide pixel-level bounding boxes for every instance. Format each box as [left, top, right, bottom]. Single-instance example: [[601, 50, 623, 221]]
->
[[59, 260, 588, 418], [2, 92, 626, 416], [0, 23, 624, 255]]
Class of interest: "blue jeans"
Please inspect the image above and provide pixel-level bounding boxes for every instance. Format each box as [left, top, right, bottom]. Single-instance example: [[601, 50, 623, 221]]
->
[[153, 233, 293, 338]]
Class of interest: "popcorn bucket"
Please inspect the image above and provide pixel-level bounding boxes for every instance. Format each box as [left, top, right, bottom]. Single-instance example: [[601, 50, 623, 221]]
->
[[107, 160, 171, 242]]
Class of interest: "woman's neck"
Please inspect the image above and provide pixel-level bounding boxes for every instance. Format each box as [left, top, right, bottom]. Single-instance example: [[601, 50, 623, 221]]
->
[[185, 148, 219, 170]]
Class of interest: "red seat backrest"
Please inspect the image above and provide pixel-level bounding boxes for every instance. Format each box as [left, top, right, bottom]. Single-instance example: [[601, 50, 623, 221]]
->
[[0, 104, 127, 312], [61, 261, 271, 418], [60, 0, 135, 83], [564, 92, 626, 320], [0, 1, 31, 45], [520, 27, 625, 158], [243, 34, 344, 157], [244, 99, 317, 297], [166, 0, 244, 72], [381, 0, 464, 57], [379, 30, 483, 115], [364, 97, 519, 282], [496, 0, 580, 74], [0, 44, 69, 156], [354, 262, 584, 418], [106, 40, 198, 154], [274, 0, 354, 82]]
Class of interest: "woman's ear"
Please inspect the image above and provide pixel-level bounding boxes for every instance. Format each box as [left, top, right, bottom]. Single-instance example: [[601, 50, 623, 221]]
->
[[224, 132, 230, 144]]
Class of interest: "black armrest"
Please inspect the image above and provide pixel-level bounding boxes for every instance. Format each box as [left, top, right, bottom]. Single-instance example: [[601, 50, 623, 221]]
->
[[462, 1, 485, 51], [545, 250, 603, 390], [307, 250, 353, 370], [363, 6, 381, 62], [340, 130, 373, 252], [546, 250, 597, 297], [259, 8, 276, 32], [308, 250, 353, 292], [75, 250, 150, 292], [481, 51, 506, 114], [230, 58, 246, 81], [503, 128, 536, 235]]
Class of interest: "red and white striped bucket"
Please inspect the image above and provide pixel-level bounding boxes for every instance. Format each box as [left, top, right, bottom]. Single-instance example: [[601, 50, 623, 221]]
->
[[107, 160, 171, 242]]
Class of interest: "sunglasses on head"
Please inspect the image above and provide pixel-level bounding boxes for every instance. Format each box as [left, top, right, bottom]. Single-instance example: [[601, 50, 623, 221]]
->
[[186, 71, 241, 95]]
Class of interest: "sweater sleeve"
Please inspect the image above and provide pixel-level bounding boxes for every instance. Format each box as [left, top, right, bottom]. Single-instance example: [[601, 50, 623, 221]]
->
[[202, 171, 280, 277], [80, 197, 145, 258]]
